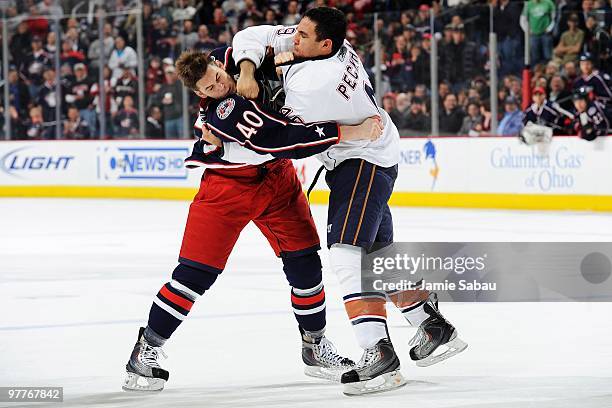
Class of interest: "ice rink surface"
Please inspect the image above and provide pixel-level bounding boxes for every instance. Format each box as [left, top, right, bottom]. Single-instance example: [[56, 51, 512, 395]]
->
[[1, 198, 612, 408]]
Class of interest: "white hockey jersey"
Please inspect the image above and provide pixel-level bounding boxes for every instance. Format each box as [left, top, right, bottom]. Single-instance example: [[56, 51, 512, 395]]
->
[[231, 25, 400, 170]]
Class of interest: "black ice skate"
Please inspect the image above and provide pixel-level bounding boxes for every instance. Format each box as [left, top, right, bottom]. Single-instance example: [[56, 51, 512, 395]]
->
[[340, 338, 406, 396], [302, 336, 355, 382], [122, 327, 169, 391], [409, 293, 468, 367]]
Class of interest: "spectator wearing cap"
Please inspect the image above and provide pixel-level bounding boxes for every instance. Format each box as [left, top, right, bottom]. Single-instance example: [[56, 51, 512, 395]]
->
[[574, 53, 612, 108], [440, 24, 482, 93], [194, 25, 219, 54], [108, 36, 138, 80], [553, 14, 584, 65], [403, 97, 430, 135], [63, 106, 90, 139], [520, 0, 556, 66], [37, 68, 65, 130], [65, 63, 96, 136], [493, 0, 523, 76], [114, 95, 140, 138], [498, 96, 524, 136], [523, 86, 563, 131], [88, 23, 115, 68], [439, 93, 466, 134], [20, 36, 52, 99], [150, 65, 184, 138], [414, 4, 431, 31], [459, 101, 485, 136]]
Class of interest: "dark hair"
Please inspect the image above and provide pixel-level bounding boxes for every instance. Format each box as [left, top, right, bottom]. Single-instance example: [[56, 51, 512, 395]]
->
[[175, 50, 213, 90], [304, 7, 347, 55]]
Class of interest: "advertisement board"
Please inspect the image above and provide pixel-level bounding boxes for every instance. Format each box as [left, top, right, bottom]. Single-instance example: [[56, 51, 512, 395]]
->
[[1, 137, 612, 211]]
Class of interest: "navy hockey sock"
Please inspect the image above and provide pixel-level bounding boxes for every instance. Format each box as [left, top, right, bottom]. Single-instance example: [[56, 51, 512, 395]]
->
[[146, 263, 218, 342], [283, 253, 327, 335]]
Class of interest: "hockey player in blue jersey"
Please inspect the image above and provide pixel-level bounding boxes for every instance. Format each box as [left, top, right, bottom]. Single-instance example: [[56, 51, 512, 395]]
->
[[574, 53, 611, 122], [571, 88, 610, 141], [574, 53, 612, 107]]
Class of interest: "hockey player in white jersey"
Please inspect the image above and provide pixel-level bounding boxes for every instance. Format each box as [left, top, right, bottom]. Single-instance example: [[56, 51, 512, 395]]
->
[[226, 7, 467, 396]]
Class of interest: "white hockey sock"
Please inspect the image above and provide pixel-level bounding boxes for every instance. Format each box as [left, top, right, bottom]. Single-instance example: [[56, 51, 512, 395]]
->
[[330, 244, 388, 349], [400, 300, 429, 327]]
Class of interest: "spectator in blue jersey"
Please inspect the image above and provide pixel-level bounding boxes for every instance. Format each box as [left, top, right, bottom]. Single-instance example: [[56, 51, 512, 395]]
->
[[498, 96, 524, 136], [113, 95, 139, 138]]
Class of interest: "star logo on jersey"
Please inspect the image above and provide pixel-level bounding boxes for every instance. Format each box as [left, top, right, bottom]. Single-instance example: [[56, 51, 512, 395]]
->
[[315, 126, 326, 138], [216, 98, 235, 120]]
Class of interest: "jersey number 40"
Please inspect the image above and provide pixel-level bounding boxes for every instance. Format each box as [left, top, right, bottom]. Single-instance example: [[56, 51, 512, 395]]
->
[[236, 111, 264, 139]]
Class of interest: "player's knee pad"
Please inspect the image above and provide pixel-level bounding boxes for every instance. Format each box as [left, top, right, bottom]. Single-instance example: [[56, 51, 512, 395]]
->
[[172, 263, 219, 295], [329, 244, 364, 294], [282, 252, 322, 289]]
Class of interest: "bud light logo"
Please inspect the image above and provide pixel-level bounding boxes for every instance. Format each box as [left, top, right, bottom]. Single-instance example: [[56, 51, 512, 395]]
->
[[98, 147, 189, 180], [0, 147, 74, 178]]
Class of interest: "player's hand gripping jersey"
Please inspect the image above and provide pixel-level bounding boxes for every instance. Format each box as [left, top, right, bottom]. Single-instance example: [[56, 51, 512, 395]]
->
[[231, 25, 400, 170]]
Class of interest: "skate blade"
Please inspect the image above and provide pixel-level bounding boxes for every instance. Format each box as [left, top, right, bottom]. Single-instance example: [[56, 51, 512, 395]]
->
[[415, 337, 468, 367], [304, 365, 351, 383], [343, 370, 407, 396], [122, 371, 166, 392]]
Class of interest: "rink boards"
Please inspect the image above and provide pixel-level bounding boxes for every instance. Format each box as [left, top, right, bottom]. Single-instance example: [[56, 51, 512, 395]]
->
[[1, 136, 612, 211]]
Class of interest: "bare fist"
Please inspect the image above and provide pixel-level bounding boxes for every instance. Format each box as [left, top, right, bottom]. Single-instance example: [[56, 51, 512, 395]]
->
[[339, 116, 384, 142], [236, 75, 260, 100], [274, 51, 295, 66]]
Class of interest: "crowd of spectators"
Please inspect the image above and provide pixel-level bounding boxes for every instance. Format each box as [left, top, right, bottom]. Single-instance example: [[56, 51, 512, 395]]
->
[[367, 0, 610, 136], [0, 0, 610, 139]]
